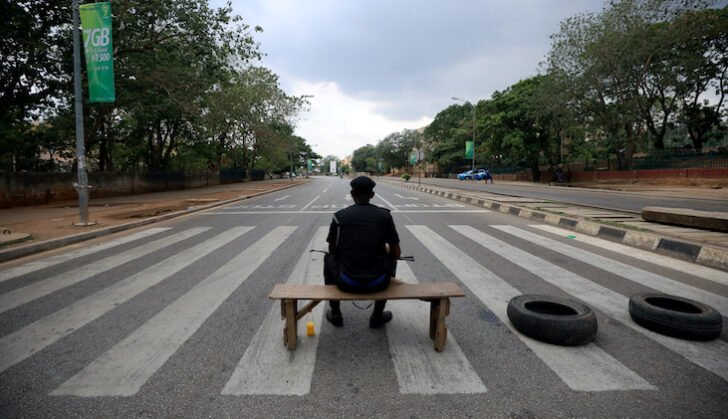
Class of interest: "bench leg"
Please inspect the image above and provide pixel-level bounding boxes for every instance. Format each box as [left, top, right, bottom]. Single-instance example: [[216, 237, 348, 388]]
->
[[429, 299, 439, 340], [433, 297, 450, 352], [283, 299, 298, 350]]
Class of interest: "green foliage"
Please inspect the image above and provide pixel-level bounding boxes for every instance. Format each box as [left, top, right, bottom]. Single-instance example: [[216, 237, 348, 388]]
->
[[545, 0, 727, 161], [1, 1, 71, 172], [1, 0, 313, 175], [401, 173, 411, 181], [351, 144, 377, 172], [424, 104, 473, 172]]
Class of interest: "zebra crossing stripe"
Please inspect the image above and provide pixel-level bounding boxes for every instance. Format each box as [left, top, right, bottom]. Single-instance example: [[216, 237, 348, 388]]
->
[[0, 227, 253, 373], [222, 227, 328, 396], [0, 227, 209, 314], [387, 261, 487, 394], [51, 226, 296, 397], [452, 225, 728, 383], [530, 224, 728, 287], [492, 225, 728, 314], [0, 228, 171, 283], [408, 225, 654, 391]]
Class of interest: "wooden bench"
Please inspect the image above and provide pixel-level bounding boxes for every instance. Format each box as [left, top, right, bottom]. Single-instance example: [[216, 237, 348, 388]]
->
[[269, 280, 465, 352]]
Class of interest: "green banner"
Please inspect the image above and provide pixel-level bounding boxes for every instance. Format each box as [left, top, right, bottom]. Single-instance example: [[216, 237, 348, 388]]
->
[[409, 153, 417, 165], [307, 159, 312, 171], [80, 2, 115, 102], [465, 141, 474, 159]]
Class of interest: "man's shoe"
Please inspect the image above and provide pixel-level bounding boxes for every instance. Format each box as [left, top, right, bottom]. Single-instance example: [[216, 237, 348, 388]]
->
[[369, 311, 393, 328], [326, 309, 343, 327]]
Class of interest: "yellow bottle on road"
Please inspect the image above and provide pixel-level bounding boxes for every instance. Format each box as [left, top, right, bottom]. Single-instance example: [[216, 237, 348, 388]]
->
[[306, 320, 315, 336]]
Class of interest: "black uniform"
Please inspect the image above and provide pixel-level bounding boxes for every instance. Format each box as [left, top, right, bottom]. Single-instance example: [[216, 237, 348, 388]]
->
[[325, 202, 399, 292]]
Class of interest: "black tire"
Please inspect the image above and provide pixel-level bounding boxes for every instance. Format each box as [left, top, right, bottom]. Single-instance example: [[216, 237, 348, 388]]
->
[[507, 294, 597, 346], [629, 293, 722, 341]]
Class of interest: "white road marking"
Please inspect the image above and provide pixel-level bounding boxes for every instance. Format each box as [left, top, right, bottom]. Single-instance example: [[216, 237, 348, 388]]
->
[[51, 226, 296, 397], [409, 225, 654, 391], [300, 195, 320, 211], [0, 228, 209, 314], [0, 228, 171, 283], [0, 227, 253, 373], [394, 194, 419, 200], [492, 225, 728, 314], [375, 195, 399, 211], [388, 262, 486, 394], [310, 204, 347, 209], [273, 195, 291, 202], [202, 210, 489, 215], [530, 224, 728, 287], [222, 227, 328, 395], [391, 210, 488, 213], [452, 225, 728, 383], [394, 204, 466, 208]]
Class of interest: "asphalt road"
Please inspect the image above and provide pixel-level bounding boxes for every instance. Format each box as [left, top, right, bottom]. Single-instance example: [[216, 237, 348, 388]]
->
[[414, 177, 728, 213], [1, 176, 727, 418]]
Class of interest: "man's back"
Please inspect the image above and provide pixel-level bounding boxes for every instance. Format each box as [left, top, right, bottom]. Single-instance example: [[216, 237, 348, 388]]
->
[[330, 203, 398, 282], [323, 175, 401, 328]]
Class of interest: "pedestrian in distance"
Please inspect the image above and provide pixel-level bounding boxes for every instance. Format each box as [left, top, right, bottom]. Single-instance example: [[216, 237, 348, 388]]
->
[[324, 176, 401, 328], [484, 169, 494, 184]]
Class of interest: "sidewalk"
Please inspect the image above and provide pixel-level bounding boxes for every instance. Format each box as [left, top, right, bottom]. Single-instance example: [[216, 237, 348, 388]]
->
[[0, 179, 306, 263]]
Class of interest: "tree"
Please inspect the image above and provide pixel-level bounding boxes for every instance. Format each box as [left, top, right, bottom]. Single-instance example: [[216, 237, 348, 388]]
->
[[109, 0, 262, 172], [670, 7, 728, 151], [375, 129, 420, 172], [545, 0, 723, 164], [480, 77, 553, 180], [204, 68, 308, 175], [1, 0, 313, 177], [1, 1, 70, 172], [351, 144, 377, 172], [423, 104, 473, 172]]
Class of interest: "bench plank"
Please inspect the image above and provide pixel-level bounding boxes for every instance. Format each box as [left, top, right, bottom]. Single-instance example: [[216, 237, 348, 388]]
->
[[269, 282, 464, 301], [269, 281, 464, 352]]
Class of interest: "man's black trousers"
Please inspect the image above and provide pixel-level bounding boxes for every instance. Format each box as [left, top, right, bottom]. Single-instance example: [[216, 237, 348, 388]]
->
[[323, 253, 396, 316]]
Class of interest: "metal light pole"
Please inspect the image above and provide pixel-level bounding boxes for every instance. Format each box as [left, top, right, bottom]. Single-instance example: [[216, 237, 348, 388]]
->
[[72, 0, 91, 225], [452, 97, 476, 173]]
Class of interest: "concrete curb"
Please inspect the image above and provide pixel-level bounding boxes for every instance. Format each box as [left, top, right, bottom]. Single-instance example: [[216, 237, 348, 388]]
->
[[395, 181, 728, 272], [642, 206, 728, 232], [0, 181, 304, 263]]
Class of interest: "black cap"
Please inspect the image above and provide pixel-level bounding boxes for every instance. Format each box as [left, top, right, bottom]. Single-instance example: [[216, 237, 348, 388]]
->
[[350, 176, 376, 192]]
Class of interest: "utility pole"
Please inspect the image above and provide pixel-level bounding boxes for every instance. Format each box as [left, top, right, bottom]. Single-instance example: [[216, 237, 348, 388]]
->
[[72, 0, 91, 225]]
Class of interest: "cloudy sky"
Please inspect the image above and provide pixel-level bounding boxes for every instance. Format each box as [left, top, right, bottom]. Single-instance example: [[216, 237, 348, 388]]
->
[[213, 0, 605, 159]]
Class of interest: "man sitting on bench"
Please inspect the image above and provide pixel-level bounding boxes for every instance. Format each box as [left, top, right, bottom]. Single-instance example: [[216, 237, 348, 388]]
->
[[324, 176, 401, 328]]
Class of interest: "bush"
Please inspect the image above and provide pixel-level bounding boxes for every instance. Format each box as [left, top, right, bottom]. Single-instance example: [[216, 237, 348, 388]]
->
[[401, 173, 411, 181]]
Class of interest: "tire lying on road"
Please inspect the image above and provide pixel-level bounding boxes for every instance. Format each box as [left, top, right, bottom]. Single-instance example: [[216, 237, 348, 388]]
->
[[507, 294, 598, 346], [629, 293, 722, 341]]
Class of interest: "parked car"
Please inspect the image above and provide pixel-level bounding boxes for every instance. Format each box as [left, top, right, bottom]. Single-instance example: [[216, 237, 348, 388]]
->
[[457, 170, 474, 180]]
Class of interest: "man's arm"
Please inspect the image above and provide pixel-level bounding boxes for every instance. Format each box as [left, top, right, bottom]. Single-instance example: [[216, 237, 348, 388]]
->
[[326, 216, 339, 255], [389, 243, 401, 260]]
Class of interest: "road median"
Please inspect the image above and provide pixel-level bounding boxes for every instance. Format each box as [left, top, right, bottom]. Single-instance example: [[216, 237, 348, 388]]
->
[[387, 179, 728, 272]]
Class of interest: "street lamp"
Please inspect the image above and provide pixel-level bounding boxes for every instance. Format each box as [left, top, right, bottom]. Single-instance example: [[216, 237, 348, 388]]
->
[[452, 97, 476, 174]]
